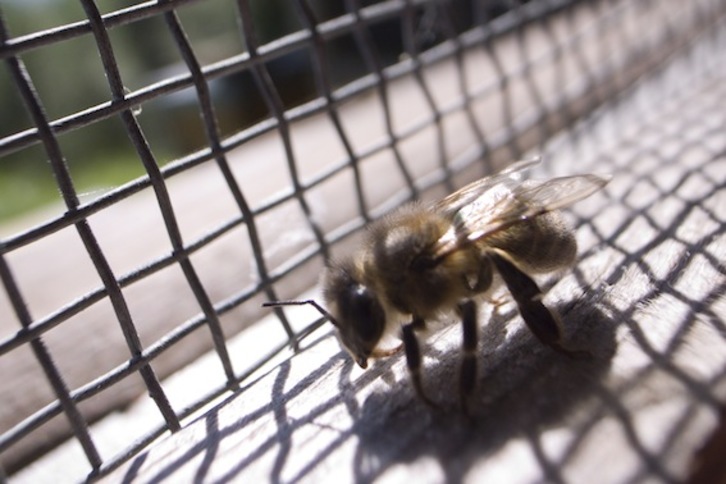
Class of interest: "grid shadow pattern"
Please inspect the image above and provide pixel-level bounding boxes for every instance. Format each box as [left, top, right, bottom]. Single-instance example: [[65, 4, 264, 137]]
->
[[1, 0, 724, 481], [104, 24, 726, 482]]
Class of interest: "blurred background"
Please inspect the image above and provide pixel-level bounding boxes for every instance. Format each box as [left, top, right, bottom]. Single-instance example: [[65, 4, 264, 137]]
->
[[0, 0, 499, 223]]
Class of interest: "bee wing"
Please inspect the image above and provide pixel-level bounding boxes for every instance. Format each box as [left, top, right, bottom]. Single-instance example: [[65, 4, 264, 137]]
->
[[435, 157, 542, 216], [434, 172, 610, 258], [509, 173, 611, 216]]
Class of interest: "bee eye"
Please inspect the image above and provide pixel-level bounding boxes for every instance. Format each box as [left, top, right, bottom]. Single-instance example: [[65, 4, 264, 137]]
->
[[339, 284, 385, 344]]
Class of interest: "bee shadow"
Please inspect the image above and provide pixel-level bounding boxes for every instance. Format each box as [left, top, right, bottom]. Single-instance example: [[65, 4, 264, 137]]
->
[[350, 298, 616, 482]]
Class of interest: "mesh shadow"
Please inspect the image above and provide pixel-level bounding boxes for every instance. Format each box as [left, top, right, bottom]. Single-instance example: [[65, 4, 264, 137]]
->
[[116, 296, 615, 483], [350, 298, 616, 483]]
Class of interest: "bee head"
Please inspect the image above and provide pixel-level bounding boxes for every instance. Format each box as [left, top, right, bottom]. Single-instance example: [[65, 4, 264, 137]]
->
[[323, 262, 386, 369]]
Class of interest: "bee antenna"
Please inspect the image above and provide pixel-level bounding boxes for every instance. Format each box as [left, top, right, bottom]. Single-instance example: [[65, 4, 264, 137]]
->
[[262, 299, 340, 327]]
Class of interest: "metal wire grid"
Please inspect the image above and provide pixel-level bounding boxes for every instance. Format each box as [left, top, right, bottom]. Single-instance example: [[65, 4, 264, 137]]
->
[[97, 39, 726, 481], [0, 0, 723, 480]]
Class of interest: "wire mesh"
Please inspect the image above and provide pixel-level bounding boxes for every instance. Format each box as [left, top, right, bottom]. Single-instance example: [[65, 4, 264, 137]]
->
[[0, 0, 724, 481]]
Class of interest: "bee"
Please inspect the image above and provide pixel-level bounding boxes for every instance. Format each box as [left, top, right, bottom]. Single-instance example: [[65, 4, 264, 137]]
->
[[265, 158, 610, 409]]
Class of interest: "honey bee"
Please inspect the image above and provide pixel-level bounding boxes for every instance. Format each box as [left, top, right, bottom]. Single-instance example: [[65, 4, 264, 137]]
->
[[265, 158, 610, 409]]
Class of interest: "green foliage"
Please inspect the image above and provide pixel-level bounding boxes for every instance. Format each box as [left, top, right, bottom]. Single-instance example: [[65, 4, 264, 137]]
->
[[0, 0, 398, 223], [0, 151, 146, 223]]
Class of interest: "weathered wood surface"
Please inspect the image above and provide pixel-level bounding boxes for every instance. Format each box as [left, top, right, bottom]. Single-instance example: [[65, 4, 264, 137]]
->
[[84, 24, 726, 484], [4, 1, 726, 481]]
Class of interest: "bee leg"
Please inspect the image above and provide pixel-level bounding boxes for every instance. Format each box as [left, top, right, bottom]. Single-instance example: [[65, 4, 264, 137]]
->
[[469, 257, 494, 294], [470, 260, 507, 311], [401, 318, 439, 408], [490, 253, 589, 358], [457, 300, 478, 414]]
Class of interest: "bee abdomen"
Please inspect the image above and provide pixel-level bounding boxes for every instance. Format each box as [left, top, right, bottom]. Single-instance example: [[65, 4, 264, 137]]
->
[[488, 211, 576, 273]]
